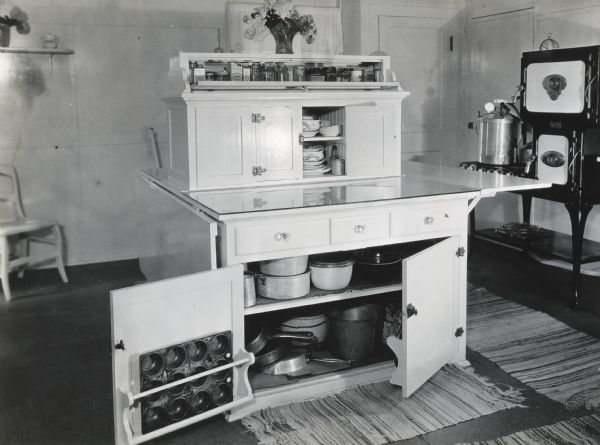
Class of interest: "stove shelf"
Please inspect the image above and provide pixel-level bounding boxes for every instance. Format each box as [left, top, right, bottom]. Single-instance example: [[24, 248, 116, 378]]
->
[[475, 227, 600, 264]]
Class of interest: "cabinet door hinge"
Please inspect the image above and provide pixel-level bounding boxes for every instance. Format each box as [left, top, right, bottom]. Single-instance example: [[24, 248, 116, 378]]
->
[[114, 339, 125, 351], [455, 246, 466, 257], [455, 327, 464, 337]]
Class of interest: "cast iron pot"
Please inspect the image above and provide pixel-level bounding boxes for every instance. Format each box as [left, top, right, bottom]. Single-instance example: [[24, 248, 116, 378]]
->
[[325, 302, 383, 361], [354, 249, 403, 282]]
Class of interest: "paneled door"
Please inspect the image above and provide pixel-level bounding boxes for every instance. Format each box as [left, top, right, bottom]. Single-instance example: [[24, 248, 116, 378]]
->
[[468, 9, 534, 228], [468, 8, 535, 161], [378, 15, 452, 165]]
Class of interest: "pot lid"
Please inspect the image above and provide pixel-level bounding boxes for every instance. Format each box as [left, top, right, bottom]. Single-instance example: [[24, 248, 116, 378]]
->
[[354, 249, 402, 265], [309, 252, 355, 268]]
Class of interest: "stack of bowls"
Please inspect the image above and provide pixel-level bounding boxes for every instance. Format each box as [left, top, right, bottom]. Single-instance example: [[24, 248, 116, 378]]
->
[[302, 116, 320, 138]]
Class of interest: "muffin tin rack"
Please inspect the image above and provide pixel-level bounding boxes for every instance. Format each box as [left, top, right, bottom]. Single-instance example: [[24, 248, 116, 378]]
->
[[121, 330, 254, 444]]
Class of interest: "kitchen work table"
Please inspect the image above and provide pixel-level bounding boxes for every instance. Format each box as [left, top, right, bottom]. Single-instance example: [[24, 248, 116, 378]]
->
[[110, 161, 549, 445]]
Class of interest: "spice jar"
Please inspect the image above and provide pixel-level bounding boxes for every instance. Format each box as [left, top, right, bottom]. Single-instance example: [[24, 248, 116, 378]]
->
[[326, 67, 338, 82], [263, 62, 275, 81], [251, 62, 261, 81], [293, 65, 305, 81]]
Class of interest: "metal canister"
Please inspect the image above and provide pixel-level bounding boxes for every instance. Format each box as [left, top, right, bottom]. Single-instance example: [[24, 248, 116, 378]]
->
[[476, 104, 519, 165], [243, 272, 256, 307]]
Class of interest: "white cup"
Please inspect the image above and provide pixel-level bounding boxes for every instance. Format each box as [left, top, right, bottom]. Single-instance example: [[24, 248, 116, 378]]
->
[[41, 33, 59, 49]]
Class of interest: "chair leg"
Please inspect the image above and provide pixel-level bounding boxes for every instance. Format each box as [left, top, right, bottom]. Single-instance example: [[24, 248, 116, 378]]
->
[[0, 236, 12, 302], [17, 236, 28, 279], [53, 225, 68, 283]]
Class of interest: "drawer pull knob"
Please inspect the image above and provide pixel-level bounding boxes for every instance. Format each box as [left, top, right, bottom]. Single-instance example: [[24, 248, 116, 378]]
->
[[423, 216, 435, 225], [252, 166, 268, 176], [274, 232, 290, 242], [353, 224, 367, 234]]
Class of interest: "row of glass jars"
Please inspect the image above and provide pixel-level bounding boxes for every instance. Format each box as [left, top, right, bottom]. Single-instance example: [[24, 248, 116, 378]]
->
[[248, 62, 383, 82]]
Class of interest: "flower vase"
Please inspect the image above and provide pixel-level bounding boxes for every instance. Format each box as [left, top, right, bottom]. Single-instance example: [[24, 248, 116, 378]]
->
[[0, 24, 10, 48], [270, 21, 298, 54]]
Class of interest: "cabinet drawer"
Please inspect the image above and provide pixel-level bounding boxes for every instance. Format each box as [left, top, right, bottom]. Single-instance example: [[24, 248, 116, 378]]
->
[[390, 205, 463, 237], [330, 213, 389, 244], [234, 219, 329, 256]]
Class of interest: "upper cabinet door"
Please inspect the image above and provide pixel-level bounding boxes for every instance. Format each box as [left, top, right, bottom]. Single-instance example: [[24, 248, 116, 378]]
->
[[254, 106, 302, 182], [192, 106, 255, 187], [390, 236, 460, 397], [111, 265, 253, 445], [345, 103, 399, 177]]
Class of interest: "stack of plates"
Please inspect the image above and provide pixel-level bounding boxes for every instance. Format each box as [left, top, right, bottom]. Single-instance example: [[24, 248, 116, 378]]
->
[[303, 146, 331, 177]]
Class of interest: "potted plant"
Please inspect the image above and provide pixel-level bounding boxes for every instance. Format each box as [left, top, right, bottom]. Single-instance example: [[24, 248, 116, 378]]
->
[[0, 7, 30, 48], [243, 0, 316, 54]]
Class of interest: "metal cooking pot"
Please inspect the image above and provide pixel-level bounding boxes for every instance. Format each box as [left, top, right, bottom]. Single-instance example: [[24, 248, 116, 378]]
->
[[354, 249, 403, 282], [255, 271, 311, 300], [476, 102, 520, 165], [326, 303, 383, 361], [259, 256, 308, 276]]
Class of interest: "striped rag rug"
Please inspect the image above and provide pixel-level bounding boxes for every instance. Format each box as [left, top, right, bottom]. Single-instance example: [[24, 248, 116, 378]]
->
[[456, 414, 600, 444], [242, 364, 525, 445], [467, 286, 600, 410]]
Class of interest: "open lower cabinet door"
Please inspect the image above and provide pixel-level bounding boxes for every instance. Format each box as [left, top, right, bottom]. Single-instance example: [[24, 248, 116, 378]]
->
[[387, 236, 461, 397], [111, 265, 254, 445]]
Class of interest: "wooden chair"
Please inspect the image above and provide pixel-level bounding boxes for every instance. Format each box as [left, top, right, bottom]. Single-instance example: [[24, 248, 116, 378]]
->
[[0, 164, 68, 302]]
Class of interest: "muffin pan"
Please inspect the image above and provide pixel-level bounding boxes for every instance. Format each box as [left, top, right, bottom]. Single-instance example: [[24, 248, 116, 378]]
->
[[137, 331, 233, 433]]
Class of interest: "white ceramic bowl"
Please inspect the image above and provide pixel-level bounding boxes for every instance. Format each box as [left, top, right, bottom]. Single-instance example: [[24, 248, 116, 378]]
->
[[302, 119, 321, 131], [309, 253, 354, 291], [319, 125, 342, 137], [303, 130, 318, 138]]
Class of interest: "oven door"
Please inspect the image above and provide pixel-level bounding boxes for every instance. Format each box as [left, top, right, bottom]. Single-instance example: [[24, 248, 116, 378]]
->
[[537, 134, 569, 185], [525, 60, 586, 114]]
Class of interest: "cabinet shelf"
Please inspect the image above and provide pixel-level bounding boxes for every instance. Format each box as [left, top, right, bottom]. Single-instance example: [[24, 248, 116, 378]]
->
[[303, 136, 344, 142], [0, 47, 74, 55], [245, 278, 402, 315], [190, 81, 400, 91]]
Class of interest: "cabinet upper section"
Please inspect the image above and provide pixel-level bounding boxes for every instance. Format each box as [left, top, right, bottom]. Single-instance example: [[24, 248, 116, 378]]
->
[[178, 52, 405, 93]]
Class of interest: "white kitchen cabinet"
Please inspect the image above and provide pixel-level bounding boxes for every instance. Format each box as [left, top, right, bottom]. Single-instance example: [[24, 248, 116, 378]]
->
[[116, 52, 550, 444], [346, 103, 399, 177], [189, 104, 301, 187], [253, 105, 302, 181], [167, 53, 408, 189], [113, 221, 463, 444]]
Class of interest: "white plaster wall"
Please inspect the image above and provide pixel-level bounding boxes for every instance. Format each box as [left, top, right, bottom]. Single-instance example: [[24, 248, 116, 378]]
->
[[0, 0, 345, 266]]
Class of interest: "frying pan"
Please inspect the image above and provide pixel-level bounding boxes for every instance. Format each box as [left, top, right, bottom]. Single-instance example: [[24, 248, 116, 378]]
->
[[245, 325, 315, 355], [260, 350, 350, 376], [245, 323, 316, 370]]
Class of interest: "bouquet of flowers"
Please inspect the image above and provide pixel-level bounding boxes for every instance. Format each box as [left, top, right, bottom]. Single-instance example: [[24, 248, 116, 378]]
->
[[243, 0, 317, 53], [0, 6, 30, 34]]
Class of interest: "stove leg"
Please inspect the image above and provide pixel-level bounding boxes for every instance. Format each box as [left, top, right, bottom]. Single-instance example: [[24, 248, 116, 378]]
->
[[522, 194, 532, 225], [565, 201, 593, 308]]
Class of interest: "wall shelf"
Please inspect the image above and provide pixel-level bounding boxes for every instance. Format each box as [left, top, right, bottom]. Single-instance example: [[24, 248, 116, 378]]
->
[[0, 47, 74, 55]]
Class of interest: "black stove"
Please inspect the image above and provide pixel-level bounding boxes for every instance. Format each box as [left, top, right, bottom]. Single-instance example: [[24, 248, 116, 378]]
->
[[460, 161, 527, 176]]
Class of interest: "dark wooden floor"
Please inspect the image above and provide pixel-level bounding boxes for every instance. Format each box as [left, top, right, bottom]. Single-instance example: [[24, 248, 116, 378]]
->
[[0, 239, 598, 445]]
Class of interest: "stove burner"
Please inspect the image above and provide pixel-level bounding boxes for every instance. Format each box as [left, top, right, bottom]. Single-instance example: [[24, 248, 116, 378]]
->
[[460, 161, 527, 177]]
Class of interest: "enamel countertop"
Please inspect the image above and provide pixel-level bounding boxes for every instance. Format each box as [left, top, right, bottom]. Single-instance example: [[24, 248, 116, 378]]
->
[[140, 162, 550, 221]]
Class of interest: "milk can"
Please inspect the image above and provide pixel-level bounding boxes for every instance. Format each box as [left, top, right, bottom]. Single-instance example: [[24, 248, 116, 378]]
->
[[476, 102, 520, 165]]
